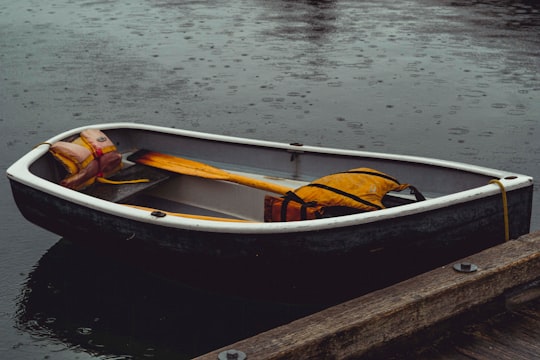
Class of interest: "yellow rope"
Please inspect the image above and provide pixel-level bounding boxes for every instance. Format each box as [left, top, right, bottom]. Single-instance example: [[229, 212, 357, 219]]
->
[[489, 179, 509, 242], [96, 177, 150, 185]]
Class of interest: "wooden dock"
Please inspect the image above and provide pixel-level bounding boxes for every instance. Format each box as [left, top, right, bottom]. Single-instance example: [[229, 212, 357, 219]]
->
[[389, 296, 540, 359], [196, 231, 540, 360]]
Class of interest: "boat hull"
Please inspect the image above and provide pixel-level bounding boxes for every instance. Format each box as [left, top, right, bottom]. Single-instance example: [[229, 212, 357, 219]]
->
[[10, 177, 533, 299]]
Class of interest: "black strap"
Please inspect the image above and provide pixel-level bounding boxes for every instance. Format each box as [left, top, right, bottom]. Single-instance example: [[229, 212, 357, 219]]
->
[[281, 197, 291, 221], [282, 191, 320, 221], [408, 186, 426, 202], [304, 183, 383, 210]]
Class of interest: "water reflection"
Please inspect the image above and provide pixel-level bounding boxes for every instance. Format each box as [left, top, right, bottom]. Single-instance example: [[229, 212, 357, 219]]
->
[[257, 0, 338, 42], [15, 239, 324, 359], [430, 0, 540, 48], [15, 223, 500, 358]]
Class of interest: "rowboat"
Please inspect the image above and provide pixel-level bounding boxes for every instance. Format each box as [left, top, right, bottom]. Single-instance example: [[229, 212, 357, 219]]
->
[[7, 123, 533, 299]]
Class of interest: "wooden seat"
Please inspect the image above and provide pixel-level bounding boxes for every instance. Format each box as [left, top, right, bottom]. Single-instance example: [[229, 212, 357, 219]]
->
[[83, 165, 170, 203]]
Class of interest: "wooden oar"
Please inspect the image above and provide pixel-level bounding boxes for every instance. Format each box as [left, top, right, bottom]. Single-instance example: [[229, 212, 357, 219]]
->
[[128, 150, 293, 195]]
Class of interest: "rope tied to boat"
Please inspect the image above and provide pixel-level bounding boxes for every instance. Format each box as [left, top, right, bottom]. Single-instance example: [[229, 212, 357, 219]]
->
[[489, 179, 509, 242], [96, 177, 150, 185]]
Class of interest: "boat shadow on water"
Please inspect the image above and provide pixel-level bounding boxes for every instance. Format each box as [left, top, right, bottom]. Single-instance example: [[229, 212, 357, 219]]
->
[[15, 238, 328, 359], [14, 227, 505, 359]]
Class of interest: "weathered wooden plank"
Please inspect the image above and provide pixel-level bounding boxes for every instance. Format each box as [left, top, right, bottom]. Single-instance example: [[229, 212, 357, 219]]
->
[[196, 232, 540, 360], [483, 332, 536, 358], [515, 299, 540, 321], [454, 339, 530, 360], [375, 297, 540, 360], [384, 297, 540, 360], [489, 318, 540, 347], [453, 313, 540, 360]]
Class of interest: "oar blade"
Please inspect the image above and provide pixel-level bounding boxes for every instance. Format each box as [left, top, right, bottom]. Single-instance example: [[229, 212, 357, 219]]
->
[[128, 149, 293, 194], [128, 150, 229, 180]]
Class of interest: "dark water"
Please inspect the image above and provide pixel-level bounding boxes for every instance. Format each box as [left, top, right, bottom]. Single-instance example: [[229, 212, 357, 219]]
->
[[1, 0, 539, 358]]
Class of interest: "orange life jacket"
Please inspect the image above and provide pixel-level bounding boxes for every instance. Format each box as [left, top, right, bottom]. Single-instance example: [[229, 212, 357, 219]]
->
[[49, 129, 125, 190], [264, 168, 424, 222]]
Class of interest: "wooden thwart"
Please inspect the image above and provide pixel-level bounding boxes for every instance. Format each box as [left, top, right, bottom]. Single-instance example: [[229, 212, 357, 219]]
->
[[196, 232, 540, 360], [82, 164, 170, 203]]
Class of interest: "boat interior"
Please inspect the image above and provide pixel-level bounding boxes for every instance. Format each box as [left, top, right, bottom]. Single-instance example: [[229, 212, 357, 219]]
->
[[26, 127, 502, 223], [34, 150, 423, 222], [95, 158, 422, 222]]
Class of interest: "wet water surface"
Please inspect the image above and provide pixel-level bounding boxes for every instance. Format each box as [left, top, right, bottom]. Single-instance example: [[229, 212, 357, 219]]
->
[[1, 0, 539, 359]]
